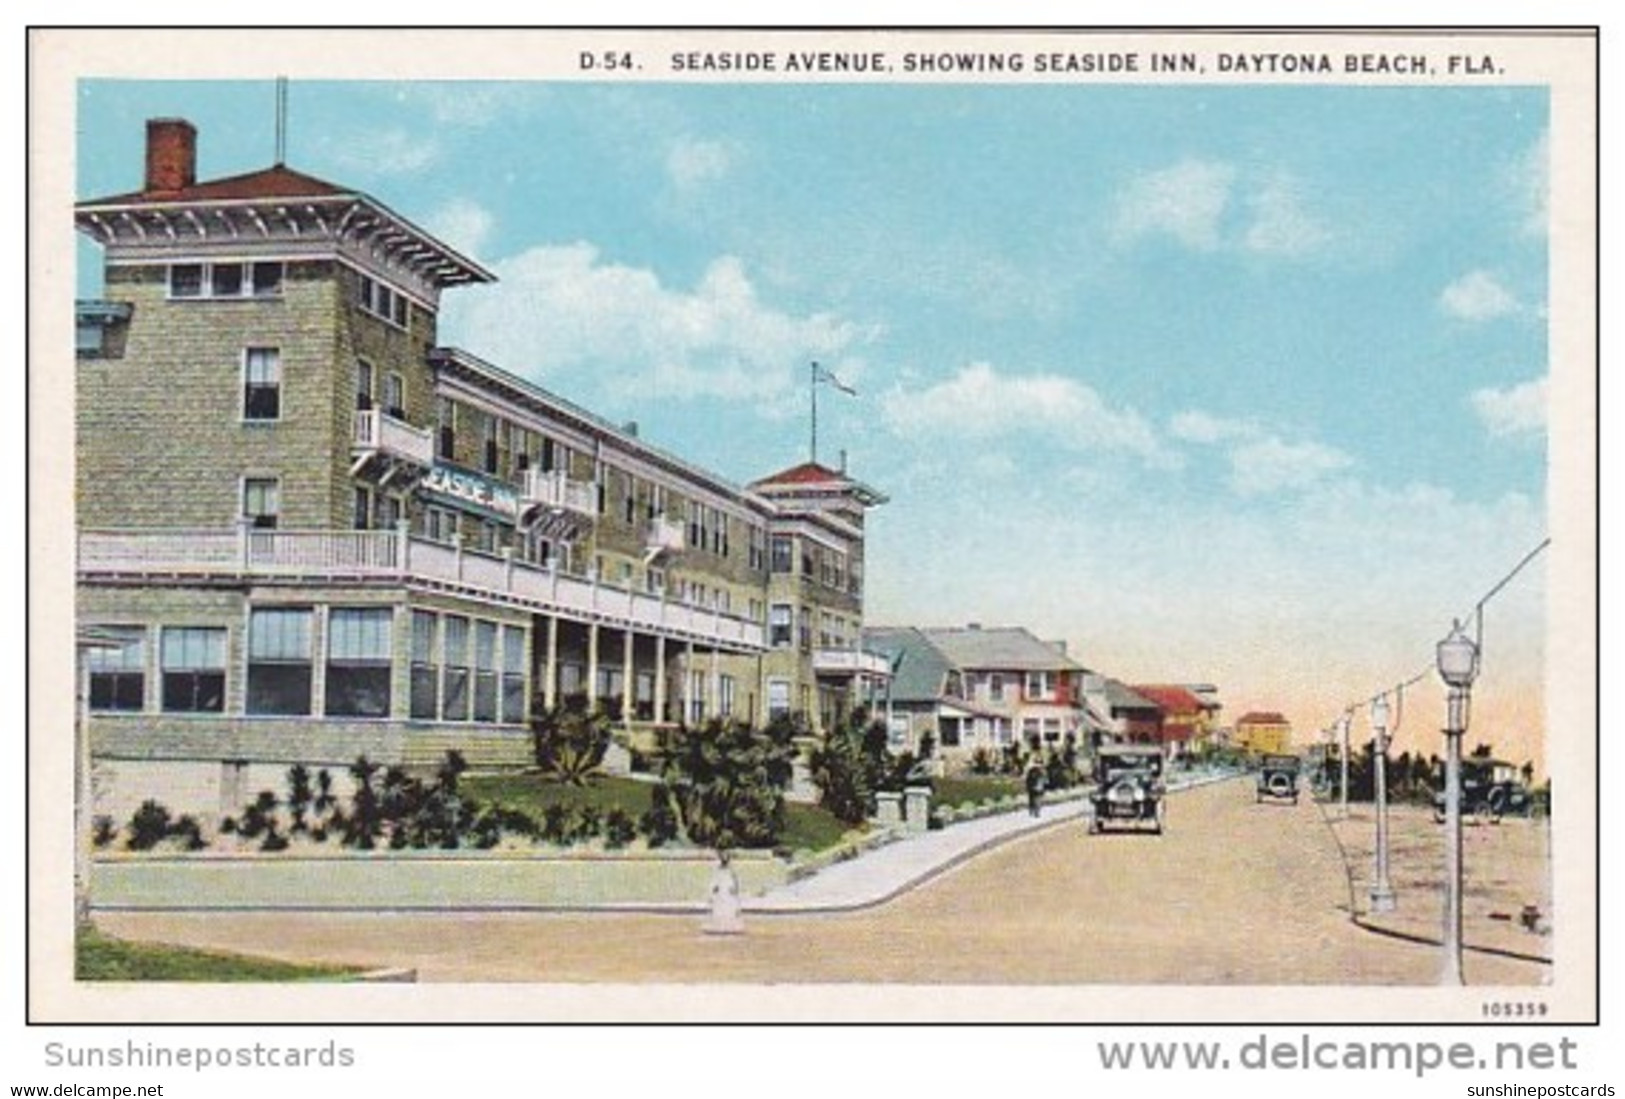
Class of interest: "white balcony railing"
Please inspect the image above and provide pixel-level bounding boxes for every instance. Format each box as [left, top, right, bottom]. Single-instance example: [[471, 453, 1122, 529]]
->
[[645, 515, 685, 556], [521, 468, 599, 516], [78, 527, 764, 651], [812, 648, 893, 678], [352, 409, 434, 467]]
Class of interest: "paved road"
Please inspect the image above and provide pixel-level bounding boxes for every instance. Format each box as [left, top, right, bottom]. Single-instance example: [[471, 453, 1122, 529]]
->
[[97, 777, 1547, 988]]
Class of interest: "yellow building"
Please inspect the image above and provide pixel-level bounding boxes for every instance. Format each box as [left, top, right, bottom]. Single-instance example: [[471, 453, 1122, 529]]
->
[[1234, 711, 1293, 756]]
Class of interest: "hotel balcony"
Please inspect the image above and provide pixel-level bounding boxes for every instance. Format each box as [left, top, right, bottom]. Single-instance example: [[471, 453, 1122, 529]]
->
[[79, 527, 765, 653], [351, 409, 434, 470], [812, 647, 893, 679], [644, 514, 685, 562], [521, 467, 599, 517]]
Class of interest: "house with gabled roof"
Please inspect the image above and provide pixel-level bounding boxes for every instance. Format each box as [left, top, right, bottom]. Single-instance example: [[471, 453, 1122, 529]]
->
[[1130, 683, 1218, 760]]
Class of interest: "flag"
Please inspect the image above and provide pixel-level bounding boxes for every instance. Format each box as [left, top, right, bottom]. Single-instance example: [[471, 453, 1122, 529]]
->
[[812, 362, 857, 396]]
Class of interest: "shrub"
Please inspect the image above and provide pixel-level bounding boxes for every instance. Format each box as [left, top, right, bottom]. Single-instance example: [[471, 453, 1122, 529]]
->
[[170, 815, 208, 852], [286, 764, 313, 834], [604, 807, 637, 850], [969, 747, 995, 775], [126, 800, 172, 851], [91, 815, 117, 849], [342, 757, 384, 850], [656, 716, 796, 851], [238, 790, 280, 840], [639, 786, 680, 849], [809, 710, 890, 825], [532, 701, 611, 785]]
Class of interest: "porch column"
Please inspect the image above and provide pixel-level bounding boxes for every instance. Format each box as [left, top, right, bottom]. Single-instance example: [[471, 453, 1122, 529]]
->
[[622, 628, 635, 729], [587, 623, 600, 711], [709, 647, 721, 722], [654, 636, 668, 724], [685, 640, 695, 723], [543, 615, 559, 712]]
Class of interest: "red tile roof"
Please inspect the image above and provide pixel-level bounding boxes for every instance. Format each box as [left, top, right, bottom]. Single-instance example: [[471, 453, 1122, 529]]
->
[[80, 164, 356, 208], [1131, 684, 1207, 716], [752, 461, 849, 487]]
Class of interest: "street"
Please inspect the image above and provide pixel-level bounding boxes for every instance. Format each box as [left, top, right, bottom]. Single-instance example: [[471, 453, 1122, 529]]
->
[[96, 777, 1549, 986]]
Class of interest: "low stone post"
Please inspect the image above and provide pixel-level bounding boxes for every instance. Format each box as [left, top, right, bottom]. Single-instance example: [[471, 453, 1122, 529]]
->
[[874, 791, 903, 828], [904, 785, 932, 834]]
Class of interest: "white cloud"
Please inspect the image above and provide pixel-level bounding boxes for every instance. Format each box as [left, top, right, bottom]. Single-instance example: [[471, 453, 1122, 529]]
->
[[1440, 270, 1520, 321], [322, 128, 439, 177], [1114, 161, 1331, 259], [1243, 175, 1332, 257], [441, 244, 870, 404], [1510, 129, 1549, 237], [1471, 376, 1547, 440], [1168, 409, 1252, 444], [880, 362, 1165, 461], [424, 198, 494, 260], [1168, 409, 1353, 496], [666, 137, 735, 192], [1112, 159, 1236, 250], [1229, 436, 1354, 496]]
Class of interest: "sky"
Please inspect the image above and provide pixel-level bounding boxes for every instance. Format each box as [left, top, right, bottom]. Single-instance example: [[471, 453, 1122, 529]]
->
[[74, 76, 1554, 769]]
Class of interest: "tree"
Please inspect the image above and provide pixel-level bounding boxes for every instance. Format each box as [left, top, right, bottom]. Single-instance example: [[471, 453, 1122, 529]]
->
[[655, 716, 796, 851], [809, 708, 891, 825], [532, 700, 612, 785]]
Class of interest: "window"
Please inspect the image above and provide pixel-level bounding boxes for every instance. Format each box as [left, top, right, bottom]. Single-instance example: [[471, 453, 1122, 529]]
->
[[769, 604, 793, 648], [718, 674, 735, 718], [410, 611, 439, 720], [501, 625, 526, 724], [378, 494, 402, 532], [687, 670, 707, 725], [242, 347, 280, 421], [161, 627, 226, 713], [358, 274, 409, 328], [353, 486, 372, 531], [355, 360, 374, 411], [242, 478, 279, 530], [87, 627, 145, 711], [767, 679, 791, 719], [888, 717, 909, 749], [1025, 671, 1053, 700], [481, 413, 499, 475], [424, 506, 457, 545], [940, 717, 962, 748], [441, 616, 470, 721], [1023, 718, 1041, 747], [988, 673, 1005, 703], [168, 261, 282, 300], [326, 608, 392, 718], [246, 608, 312, 715], [770, 534, 793, 574], [473, 620, 499, 723], [383, 372, 405, 419], [437, 398, 456, 460], [169, 263, 203, 299], [748, 526, 766, 571]]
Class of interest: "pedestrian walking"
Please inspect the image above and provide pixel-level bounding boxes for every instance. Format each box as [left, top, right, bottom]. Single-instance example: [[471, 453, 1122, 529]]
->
[[1025, 761, 1046, 817]]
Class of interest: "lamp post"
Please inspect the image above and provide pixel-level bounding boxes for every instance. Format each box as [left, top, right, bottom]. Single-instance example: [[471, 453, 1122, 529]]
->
[[1369, 693, 1397, 913], [1338, 711, 1352, 819], [1436, 619, 1480, 985]]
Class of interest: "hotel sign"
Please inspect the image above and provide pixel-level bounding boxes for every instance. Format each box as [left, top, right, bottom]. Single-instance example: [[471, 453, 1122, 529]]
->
[[421, 464, 519, 521]]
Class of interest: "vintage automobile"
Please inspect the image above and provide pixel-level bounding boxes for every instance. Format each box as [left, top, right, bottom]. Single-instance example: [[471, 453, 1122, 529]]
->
[[1089, 743, 1166, 834], [1255, 753, 1302, 804], [1433, 759, 1533, 823]]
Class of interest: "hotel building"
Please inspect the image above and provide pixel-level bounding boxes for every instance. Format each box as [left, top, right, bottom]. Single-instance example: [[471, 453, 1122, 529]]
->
[[74, 119, 888, 820]]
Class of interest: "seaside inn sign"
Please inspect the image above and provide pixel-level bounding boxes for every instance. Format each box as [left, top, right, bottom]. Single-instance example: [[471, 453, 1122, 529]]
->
[[420, 463, 520, 522]]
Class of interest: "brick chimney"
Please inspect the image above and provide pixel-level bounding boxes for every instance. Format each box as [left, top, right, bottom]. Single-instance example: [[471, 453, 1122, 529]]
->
[[144, 119, 197, 194]]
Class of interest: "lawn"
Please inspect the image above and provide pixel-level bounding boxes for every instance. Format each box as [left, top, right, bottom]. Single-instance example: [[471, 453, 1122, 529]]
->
[[461, 772, 855, 854], [932, 774, 1024, 809], [76, 925, 359, 982]]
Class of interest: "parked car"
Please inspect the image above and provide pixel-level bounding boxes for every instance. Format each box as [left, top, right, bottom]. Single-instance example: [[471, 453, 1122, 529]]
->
[[1255, 753, 1302, 804], [1433, 759, 1532, 822], [1089, 744, 1166, 834]]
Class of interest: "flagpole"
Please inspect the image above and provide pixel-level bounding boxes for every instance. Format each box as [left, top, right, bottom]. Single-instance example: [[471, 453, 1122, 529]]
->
[[809, 361, 818, 464]]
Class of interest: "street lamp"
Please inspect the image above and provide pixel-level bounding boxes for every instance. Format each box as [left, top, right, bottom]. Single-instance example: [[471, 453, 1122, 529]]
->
[[1338, 710, 1352, 819], [1369, 693, 1397, 913], [1436, 619, 1480, 985]]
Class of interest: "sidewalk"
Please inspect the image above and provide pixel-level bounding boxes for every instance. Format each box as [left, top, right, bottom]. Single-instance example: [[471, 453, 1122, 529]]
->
[[749, 768, 1241, 914]]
